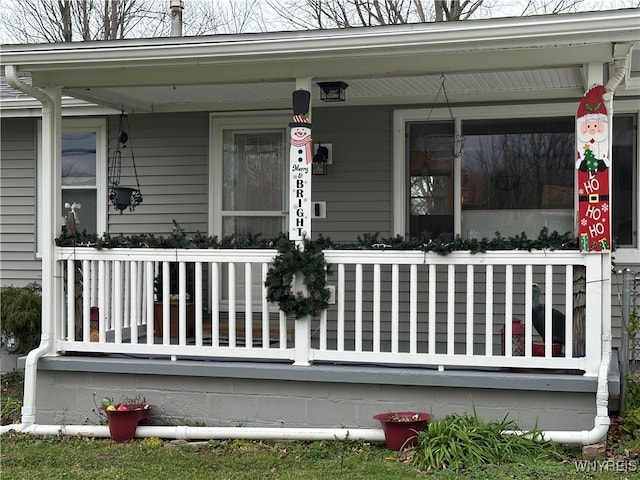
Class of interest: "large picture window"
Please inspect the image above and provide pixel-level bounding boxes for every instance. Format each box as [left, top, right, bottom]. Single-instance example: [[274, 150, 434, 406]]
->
[[396, 104, 638, 251]]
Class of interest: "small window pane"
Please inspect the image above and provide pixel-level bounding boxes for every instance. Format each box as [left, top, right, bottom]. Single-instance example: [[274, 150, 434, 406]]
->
[[62, 189, 97, 234], [62, 132, 96, 186], [461, 117, 574, 238], [222, 130, 284, 211]]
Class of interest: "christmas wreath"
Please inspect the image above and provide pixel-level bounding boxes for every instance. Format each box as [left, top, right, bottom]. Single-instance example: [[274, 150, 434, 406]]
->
[[265, 239, 331, 319]]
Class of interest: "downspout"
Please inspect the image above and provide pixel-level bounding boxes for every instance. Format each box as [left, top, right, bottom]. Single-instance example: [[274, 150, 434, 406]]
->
[[5, 65, 57, 427]]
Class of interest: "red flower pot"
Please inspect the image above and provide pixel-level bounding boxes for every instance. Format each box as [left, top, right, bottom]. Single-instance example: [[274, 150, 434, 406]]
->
[[103, 405, 155, 442], [532, 342, 563, 357], [373, 412, 431, 451]]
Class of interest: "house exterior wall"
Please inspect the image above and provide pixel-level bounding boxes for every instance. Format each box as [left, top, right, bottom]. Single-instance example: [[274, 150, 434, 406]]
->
[[0, 117, 40, 286]]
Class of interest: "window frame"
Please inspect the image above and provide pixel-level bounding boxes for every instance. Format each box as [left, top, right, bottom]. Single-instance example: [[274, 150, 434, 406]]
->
[[393, 100, 639, 263], [37, 117, 107, 255]]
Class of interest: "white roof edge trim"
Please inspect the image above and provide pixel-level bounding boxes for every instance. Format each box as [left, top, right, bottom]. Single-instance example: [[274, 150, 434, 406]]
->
[[1, 9, 638, 69]]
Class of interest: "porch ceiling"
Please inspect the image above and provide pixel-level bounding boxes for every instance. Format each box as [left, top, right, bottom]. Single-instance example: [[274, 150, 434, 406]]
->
[[62, 67, 591, 114]]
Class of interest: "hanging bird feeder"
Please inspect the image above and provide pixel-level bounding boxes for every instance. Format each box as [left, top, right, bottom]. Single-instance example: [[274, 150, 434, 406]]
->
[[108, 110, 143, 213]]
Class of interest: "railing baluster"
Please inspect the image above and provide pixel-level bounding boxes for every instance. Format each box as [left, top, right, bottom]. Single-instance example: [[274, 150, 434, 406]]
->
[[524, 265, 533, 357], [114, 260, 122, 344], [195, 261, 203, 347], [130, 261, 138, 344], [98, 260, 106, 343], [373, 264, 381, 353], [391, 264, 399, 354], [409, 264, 417, 355], [228, 263, 236, 348], [504, 264, 513, 357], [428, 264, 436, 354], [245, 262, 252, 348], [262, 263, 270, 348], [466, 264, 474, 355], [162, 261, 170, 345], [82, 260, 91, 343], [337, 263, 345, 352], [565, 265, 573, 358], [485, 264, 493, 356], [447, 264, 455, 355], [211, 262, 220, 347], [544, 265, 553, 357], [145, 261, 154, 344], [355, 264, 363, 353], [66, 258, 75, 341]]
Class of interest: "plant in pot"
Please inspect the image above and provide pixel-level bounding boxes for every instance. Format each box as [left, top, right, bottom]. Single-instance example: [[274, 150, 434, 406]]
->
[[99, 395, 155, 442], [153, 262, 196, 339], [373, 411, 431, 451]]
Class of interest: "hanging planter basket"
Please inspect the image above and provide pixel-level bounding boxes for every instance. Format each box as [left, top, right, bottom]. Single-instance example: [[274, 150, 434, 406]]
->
[[109, 186, 143, 213], [108, 111, 143, 213]]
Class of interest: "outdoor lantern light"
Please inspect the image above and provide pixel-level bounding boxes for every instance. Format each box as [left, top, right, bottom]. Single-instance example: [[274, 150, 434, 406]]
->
[[313, 144, 329, 175], [318, 81, 348, 102], [108, 110, 143, 213]]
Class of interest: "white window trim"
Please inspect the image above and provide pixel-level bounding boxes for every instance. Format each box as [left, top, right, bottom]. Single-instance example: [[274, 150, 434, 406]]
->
[[208, 111, 290, 238], [37, 118, 107, 255], [393, 100, 640, 261]]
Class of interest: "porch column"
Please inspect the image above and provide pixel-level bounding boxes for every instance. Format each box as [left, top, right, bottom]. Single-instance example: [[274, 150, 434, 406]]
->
[[292, 77, 313, 366], [41, 87, 64, 351]]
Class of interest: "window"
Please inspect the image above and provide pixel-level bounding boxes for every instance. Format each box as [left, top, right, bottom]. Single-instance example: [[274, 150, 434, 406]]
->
[[38, 118, 106, 252], [395, 104, 638, 249], [210, 114, 289, 238]]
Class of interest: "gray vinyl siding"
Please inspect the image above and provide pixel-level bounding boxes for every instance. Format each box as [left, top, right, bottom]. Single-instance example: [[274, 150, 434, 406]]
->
[[106, 111, 209, 236], [0, 117, 41, 286], [311, 106, 393, 243]]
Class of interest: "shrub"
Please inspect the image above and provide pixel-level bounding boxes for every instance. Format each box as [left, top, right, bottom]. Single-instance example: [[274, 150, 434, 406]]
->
[[1, 283, 42, 353], [411, 410, 556, 472]]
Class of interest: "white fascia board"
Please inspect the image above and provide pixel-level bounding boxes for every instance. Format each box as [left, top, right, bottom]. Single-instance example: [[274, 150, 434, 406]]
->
[[0, 97, 118, 118], [1, 9, 638, 72]]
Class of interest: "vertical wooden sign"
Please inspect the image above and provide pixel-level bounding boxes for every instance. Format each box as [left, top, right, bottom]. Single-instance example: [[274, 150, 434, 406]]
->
[[576, 85, 611, 252], [289, 89, 312, 242]]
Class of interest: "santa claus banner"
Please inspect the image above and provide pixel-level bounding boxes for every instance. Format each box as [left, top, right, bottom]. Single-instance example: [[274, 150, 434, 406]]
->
[[576, 85, 611, 252], [289, 89, 312, 242]]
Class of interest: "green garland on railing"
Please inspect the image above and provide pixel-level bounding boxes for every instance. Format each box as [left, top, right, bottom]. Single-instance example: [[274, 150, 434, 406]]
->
[[56, 228, 580, 253], [265, 238, 331, 319]]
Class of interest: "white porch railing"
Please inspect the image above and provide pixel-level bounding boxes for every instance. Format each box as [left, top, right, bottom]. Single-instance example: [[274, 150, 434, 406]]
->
[[55, 247, 605, 376]]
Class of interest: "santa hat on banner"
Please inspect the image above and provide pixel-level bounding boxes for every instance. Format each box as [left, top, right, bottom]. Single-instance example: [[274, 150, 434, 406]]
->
[[289, 89, 312, 128], [576, 85, 608, 124]]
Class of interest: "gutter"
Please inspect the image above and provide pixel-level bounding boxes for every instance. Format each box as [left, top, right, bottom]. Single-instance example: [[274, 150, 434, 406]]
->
[[4, 65, 56, 426]]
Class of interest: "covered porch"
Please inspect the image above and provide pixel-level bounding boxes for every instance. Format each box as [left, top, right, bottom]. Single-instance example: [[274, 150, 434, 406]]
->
[[3, 8, 638, 442]]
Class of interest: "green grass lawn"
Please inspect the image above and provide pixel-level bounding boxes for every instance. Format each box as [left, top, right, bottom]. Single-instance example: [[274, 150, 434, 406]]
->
[[1, 433, 637, 480]]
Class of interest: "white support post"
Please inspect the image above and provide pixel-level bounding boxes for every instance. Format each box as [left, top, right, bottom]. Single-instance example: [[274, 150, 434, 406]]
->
[[293, 273, 311, 366]]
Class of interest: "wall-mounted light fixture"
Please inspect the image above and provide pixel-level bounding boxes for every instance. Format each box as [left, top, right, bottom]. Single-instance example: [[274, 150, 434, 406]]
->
[[318, 81, 348, 102], [313, 144, 330, 175]]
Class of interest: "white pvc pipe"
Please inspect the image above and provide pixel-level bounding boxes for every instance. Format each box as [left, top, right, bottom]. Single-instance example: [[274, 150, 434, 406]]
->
[[0, 423, 385, 443]]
